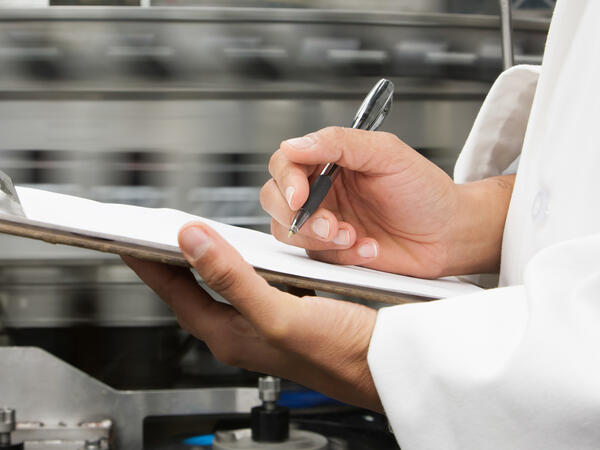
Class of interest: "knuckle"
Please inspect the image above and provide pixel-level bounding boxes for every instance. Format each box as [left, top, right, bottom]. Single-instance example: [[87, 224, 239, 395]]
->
[[259, 180, 272, 209], [268, 150, 282, 177], [320, 126, 345, 143], [307, 249, 344, 266], [271, 220, 284, 241], [261, 313, 292, 345], [211, 343, 243, 367], [203, 264, 237, 294], [377, 132, 407, 158], [379, 131, 402, 147], [319, 126, 347, 161], [174, 314, 194, 334]]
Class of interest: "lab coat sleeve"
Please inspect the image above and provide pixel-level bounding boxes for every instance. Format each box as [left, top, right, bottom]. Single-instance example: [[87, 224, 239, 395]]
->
[[368, 233, 600, 450], [455, 65, 541, 288], [454, 65, 541, 183]]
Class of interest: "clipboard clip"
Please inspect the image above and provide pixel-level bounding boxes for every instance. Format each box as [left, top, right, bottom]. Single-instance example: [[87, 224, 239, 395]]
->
[[0, 170, 25, 218]]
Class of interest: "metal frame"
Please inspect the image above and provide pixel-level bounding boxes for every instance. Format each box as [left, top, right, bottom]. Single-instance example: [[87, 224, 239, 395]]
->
[[0, 7, 549, 31], [499, 0, 514, 69], [0, 347, 260, 449]]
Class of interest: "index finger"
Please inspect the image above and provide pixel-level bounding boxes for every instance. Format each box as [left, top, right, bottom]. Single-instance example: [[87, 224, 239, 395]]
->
[[268, 149, 314, 211], [281, 127, 410, 175]]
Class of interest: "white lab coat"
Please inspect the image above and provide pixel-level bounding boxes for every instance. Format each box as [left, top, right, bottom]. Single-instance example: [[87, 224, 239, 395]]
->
[[367, 1, 600, 449]]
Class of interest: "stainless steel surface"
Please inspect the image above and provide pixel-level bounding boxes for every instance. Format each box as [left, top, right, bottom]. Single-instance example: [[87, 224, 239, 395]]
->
[[499, 0, 514, 69], [152, 0, 444, 11], [0, 6, 551, 328], [0, 254, 176, 328], [0, 347, 260, 449], [15, 420, 111, 450], [0, 7, 551, 27], [213, 429, 328, 450], [0, 0, 47, 6]]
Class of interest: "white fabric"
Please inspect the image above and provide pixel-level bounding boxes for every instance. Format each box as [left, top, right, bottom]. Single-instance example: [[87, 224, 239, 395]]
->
[[500, 0, 600, 286], [368, 0, 600, 449], [454, 65, 540, 184], [455, 64, 539, 289]]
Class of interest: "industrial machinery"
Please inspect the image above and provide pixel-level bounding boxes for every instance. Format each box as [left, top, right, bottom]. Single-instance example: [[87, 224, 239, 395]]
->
[[0, 2, 552, 448]]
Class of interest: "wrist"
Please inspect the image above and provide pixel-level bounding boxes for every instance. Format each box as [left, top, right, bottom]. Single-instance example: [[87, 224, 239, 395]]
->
[[285, 299, 383, 412], [444, 175, 515, 276]]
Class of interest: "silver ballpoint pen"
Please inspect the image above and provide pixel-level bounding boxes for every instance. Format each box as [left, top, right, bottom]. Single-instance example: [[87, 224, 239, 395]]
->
[[288, 78, 395, 237]]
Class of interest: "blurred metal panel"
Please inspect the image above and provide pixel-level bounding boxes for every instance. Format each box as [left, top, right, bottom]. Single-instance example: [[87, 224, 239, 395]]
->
[[0, 346, 260, 449], [0, 97, 479, 155], [0, 6, 548, 328]]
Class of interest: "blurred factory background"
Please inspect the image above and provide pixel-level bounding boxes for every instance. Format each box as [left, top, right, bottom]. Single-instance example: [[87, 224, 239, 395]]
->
[[0, 1, 553, 449]]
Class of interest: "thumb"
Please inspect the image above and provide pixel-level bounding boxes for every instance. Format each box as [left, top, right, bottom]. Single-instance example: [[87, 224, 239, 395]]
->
[[178, 222, 298, 330], [280, 126, 412, 175]]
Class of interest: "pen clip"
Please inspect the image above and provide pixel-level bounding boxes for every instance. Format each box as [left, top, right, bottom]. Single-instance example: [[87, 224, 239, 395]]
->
[[350, 78, 394, 131]]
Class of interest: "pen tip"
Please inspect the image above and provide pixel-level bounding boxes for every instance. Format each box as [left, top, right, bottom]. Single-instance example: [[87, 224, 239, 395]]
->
[[288, 230, 294, 238]]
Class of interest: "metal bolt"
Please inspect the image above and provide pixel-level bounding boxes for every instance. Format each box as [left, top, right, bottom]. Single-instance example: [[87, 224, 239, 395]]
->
[[82, 439, 102, 450], [258, 376, 281, 411], [0, 408, 16, 445]]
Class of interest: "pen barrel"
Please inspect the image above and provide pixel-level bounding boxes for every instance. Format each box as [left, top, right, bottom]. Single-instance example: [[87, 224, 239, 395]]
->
[[303, 175, 333, 214]]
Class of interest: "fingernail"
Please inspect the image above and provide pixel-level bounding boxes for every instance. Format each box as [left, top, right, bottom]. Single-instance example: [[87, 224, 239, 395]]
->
[[285, 134, 316, 150], [180, 227, 212, 260], [312, 218, 330, 240], [333, 229, 350, 246], [358, 242, 378, 258], [285, 186, 295, 208]]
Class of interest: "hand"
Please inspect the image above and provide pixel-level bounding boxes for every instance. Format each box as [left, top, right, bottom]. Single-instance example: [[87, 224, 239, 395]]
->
[[261, 127, 515, 278], [123, 222, 382, 412]]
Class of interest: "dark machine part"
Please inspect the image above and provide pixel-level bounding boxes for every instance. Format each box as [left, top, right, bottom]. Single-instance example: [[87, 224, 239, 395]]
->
[[250, 405, 290, 442], [0, 409, 23, 450], [251, 377, 289, 442], [212, 377, 328, 450], [145, 406, 398, 449]]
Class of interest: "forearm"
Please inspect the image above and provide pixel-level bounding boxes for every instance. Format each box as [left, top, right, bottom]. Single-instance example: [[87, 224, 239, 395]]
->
[[445, 174, 515, 276]]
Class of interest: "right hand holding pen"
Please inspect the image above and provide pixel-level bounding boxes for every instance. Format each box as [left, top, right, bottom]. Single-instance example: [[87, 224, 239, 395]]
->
[[261, 126, 461, 278], [261, 126, 515, 278]]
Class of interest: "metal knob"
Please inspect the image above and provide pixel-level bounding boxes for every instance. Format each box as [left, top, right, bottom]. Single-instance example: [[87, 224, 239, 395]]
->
[[0, 408, 16, 446], [258, 376, 281, 405], [252, 377, 289, 442]]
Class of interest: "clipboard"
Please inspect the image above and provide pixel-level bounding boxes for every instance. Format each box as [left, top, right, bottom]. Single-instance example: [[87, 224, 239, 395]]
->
[[0, 171, 482, 305], [0, 213, 428, 305]]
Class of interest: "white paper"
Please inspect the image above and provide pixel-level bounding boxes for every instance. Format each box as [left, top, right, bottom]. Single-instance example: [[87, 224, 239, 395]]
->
[[15, 186, 482, 299]]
